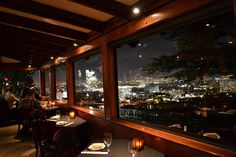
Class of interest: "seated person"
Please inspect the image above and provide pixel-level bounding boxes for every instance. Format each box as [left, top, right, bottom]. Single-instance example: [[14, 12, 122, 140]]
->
[[4, 85, 19, 110], [30, 86, 41, 101], [19, 88, 45, 120]]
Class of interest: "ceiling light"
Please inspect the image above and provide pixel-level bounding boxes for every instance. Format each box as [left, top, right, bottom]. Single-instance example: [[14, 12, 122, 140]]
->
[[50, 56, 54, 60], [73, 42, 78, 47], [205, 23, 210, 27], [133, 7, 140, 14], [28, 65, 31, 68]]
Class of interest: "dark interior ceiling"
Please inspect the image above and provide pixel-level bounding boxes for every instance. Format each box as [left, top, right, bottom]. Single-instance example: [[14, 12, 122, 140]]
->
[[0, 0, 171, 68]]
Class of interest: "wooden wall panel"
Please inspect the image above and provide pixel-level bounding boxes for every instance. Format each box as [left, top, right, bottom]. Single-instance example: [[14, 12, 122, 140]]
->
[[66, 60, 74, 105], [50, 65, 56, 99], [76, 109, 221, 157]]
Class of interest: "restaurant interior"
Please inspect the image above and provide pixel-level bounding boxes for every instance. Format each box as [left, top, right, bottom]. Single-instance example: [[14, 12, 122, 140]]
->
[[0, 0, 236, 157]]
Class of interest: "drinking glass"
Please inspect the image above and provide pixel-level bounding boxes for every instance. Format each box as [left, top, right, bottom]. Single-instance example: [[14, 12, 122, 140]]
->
[[55, 110, 61, 119], [128, 141, 137, 157], [104, 132, 112, 152], [66, 112, 70, 122]]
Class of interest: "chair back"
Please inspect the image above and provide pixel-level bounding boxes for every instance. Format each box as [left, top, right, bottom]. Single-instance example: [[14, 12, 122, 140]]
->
[[52, 128, 77, 157], [32, 120, 56, 157], [33, 120, 56, 143]]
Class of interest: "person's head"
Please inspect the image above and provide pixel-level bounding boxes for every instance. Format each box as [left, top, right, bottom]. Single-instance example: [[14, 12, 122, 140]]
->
[[7, 85, 15, 93], [30, 87, 36, 95]]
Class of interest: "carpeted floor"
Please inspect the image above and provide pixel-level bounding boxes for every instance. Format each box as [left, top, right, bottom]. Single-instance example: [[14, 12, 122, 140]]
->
[[0, 125, 36, 157]]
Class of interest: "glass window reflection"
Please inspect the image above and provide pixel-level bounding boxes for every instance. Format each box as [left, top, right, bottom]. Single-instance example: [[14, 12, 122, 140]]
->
[[56, 64, 67, 100], [116, 11, 236, 149], [45, 69, 50, 96], [73, 52, 104, 112]]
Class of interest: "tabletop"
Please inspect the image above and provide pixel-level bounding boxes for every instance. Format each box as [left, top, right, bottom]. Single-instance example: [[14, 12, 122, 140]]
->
[[47, 115, 87, 128], [78, 139, 165, 157]]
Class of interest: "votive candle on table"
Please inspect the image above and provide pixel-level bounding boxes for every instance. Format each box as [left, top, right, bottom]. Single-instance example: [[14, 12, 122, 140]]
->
[[133, 137, 144, 151], [69, 111, 75, 119]]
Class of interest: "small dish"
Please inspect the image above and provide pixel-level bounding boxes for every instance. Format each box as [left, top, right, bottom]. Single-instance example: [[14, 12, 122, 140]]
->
[[203, 132, 220, 139], [56, 120, 68, 126], [88, 143, 105, 151]]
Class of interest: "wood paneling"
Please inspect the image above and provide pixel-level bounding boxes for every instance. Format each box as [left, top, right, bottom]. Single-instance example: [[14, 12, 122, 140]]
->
[[70, 0, 130, 19], [66, 60, 75, 105], [74, 108, 224, 157], [50, 66, 56, 99], [1, 0, 104, 32]]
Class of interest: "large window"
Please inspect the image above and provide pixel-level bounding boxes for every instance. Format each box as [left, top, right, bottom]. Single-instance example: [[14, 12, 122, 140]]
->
[[73, 51, 104, 112], [32, 70, 40, 95], [45, 69, 50, 96], [116, 11, 236, 149], [56, 64, 67, 100]]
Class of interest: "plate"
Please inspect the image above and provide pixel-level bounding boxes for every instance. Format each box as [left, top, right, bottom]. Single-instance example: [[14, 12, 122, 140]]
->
[[88, 143, 105, 151], [203, 132, 220, 139], [56, 120, 68, 126]]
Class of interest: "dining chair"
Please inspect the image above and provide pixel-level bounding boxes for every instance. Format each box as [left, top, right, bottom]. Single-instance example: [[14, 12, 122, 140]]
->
[[52, 127, 78, 157], [32, 119, 57, 157]]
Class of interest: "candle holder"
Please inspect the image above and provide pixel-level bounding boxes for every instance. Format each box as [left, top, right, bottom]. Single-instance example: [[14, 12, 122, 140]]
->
[[132, 137, 144, 151], [69, 111, 75, 119]]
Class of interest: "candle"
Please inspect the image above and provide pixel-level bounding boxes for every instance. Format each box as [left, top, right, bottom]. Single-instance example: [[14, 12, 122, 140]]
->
[[69, 111, 75, 119], [133, 137, 144, 151], [51, 101, 56, 106]]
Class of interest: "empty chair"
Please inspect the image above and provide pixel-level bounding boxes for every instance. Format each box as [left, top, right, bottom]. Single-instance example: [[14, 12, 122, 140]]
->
[[52, 128, 78, 157], [32, 120, 57, 157]]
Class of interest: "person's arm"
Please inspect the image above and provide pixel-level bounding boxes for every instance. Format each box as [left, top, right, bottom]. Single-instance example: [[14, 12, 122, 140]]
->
[[11, 93, 19, 102]]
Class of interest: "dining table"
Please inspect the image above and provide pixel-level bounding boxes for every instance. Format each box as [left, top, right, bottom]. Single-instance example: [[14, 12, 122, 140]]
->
[[78, 139, 165, 157], [47, 115, 90, 150], [47, 115, 87, 127]]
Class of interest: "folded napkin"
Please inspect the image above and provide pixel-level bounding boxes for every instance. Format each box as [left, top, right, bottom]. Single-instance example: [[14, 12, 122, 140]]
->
[[63, 121, 74, 126], [80, 150, 108, 155]]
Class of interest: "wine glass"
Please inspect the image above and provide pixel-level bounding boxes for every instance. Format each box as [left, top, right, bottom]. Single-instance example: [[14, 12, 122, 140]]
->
[[55, 110, 61, 119], [104, 132, 112, 152], [66, 112, 70, 122], [128, 140, 137, 157]]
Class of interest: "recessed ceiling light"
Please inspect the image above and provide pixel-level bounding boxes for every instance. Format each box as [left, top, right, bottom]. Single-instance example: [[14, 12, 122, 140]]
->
[[133, 7, 140, 14], [50, 56, 54, 60], [73, 42, 78, 47]]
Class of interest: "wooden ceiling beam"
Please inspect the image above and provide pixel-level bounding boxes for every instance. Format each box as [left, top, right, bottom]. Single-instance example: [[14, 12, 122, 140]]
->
[[2, 34, 68, 53], [0, 48, 59, 67], [133, 0, 174, 16], [70, 0, 131, 19], [0, 12, 87, 40], [0, 24, 74, 46], [0, 63, 39, 71], [0, 47, 52, 60], [1, 0, 104, 32], [0, 39, 64, 55], [0, 51, 45, 66]]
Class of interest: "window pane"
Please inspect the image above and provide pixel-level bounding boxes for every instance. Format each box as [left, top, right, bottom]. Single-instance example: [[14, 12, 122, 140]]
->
[[116, 11, 236, 149], [56, 64, 67, 100], [45, 70, 50, 96], [32, 70, 40, 95], [73, 52, 104, 112]]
